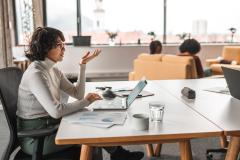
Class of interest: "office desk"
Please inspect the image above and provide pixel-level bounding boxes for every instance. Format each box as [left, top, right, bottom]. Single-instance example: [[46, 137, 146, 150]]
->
[[55, 81, 222, 160], [155, 79, 240, 160]]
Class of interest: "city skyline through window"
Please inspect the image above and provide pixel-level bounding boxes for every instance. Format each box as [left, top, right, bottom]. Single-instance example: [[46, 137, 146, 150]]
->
[[167, 0, 240, 43]]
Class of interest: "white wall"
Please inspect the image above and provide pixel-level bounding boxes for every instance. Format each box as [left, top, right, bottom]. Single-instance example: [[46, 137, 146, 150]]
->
[[4, 44, 234, 111], [13, 44, 226, 75]]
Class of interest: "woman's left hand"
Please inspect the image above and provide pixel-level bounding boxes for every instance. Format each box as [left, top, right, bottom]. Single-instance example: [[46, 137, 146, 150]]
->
[[80, 49, 101, 64]]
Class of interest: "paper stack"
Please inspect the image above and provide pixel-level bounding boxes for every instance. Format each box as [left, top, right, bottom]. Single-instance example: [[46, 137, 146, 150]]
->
[[63, 111, 127, 128]]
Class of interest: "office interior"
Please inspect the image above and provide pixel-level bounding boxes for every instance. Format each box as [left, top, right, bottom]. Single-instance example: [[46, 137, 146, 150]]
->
[[1, 0, 240, 159]]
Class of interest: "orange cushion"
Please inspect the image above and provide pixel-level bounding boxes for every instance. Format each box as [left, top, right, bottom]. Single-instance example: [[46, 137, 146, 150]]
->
[[222, 46, 240, 64], [138, 53, 163, 61]]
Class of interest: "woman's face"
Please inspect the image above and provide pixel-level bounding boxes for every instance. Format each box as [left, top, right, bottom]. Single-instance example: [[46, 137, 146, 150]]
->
[[47, 37, 65, 62]]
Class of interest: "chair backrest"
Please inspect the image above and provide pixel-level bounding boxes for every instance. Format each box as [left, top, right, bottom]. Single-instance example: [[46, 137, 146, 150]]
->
[[0, 67, 23, 160], [222, 46, 240, 64]]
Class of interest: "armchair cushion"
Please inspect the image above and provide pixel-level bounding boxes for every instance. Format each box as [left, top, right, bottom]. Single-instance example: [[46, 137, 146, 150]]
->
[[206, 59, 221, 67], [206, 46, 240, 75], [138, 53, 163, 61], [210, 64, 240, 75], [129, 53, 198, 80], [222, 46, 240, 64]]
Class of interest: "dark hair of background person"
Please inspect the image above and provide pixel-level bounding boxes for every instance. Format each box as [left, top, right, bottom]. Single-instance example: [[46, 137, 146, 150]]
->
[[25, 27, 65, 61], [179, 39, 201, 55], [179, 38, 204, 78], [149, 40, 162, 54]]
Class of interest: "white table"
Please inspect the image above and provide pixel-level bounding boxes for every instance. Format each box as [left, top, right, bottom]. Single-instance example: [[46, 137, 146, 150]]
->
[[155, 78, 240, 160], [56, 81, 222, 160]]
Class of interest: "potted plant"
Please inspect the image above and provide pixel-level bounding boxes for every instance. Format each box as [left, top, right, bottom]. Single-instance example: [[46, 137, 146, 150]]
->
[[176, 32, 191, 42], [229, 27, 237, 43], [148, 31, 156, 41], [106, 31, 118, 46]]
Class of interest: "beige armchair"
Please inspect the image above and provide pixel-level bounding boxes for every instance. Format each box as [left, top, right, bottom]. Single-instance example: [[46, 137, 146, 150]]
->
[[129, 53, 198, 80], [206, 46, 240, 75]]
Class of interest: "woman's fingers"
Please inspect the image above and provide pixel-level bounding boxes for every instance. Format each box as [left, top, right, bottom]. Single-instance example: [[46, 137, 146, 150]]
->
[[82, 52, 90, 59], [93, 49, 101, 57], [89, 49, 100, 59], [92, 93, 102, 100], [85, 93, 102, 103], [80, 49, 101, 64]]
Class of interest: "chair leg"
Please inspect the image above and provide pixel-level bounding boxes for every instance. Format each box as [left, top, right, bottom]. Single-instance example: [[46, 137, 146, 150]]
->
[[32, 137, 44, 160], [154, 143, 162, 157]]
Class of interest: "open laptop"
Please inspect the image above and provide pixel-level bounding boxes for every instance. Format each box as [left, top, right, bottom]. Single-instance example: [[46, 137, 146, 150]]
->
[[88, 80, 147, 110], [222, 67, 240, 100]]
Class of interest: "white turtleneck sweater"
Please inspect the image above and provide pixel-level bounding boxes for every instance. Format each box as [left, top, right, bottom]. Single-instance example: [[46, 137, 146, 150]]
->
[[17, 58, 90, 119]]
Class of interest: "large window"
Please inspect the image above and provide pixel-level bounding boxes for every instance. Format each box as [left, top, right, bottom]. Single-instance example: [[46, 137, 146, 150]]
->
[[14, 0, 240, 45], [45, 0, 77, 43], [167, 0, 240, 43], [15, 0, 34, 45], [81, 0, 164, 44]]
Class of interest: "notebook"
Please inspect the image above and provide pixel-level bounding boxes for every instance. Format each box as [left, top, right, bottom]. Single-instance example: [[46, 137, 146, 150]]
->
[[222, 67, 240, 100], [88, 80, 147, 110]]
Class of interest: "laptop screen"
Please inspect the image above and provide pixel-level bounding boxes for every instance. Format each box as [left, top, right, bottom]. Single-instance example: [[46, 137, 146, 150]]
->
[[126, 80, 147, 107], [222, 67, 240, 100]]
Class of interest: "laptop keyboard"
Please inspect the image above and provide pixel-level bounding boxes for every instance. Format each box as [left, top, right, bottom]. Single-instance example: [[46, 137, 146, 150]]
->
[[89, 97, 125, 109]]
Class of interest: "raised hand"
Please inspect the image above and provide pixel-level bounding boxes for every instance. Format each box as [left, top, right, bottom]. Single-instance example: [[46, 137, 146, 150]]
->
[[80, 49, 101, 64]]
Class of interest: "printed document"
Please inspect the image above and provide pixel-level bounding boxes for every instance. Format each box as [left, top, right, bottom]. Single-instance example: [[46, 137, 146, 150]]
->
[[63, 111, 127, 128]]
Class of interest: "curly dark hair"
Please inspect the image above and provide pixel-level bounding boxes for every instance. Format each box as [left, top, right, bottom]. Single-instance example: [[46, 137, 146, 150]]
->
[[179, 39, 201, 55], [25, 27, 65, 61], [149, 40, 162, 54]]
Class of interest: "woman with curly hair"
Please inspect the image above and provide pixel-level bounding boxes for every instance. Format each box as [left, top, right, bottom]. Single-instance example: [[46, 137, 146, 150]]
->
[[17, 27, 144, 160]]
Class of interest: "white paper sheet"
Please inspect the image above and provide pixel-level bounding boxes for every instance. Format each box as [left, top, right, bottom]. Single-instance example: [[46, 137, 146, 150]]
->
[[63, 111, 127, 128], [203, 87, 230, 95]]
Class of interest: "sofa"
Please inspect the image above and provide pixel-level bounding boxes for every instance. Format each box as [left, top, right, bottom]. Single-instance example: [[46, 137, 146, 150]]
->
[[206, 46, 240, 75], [129, 53, 198, 80]]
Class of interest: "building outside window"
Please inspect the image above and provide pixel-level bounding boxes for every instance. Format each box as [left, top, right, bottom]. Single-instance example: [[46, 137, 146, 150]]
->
[[167, 0, 240, 43]]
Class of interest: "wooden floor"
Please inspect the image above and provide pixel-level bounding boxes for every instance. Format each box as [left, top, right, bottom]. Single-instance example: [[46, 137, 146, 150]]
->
[[0, 110, 225, 160]]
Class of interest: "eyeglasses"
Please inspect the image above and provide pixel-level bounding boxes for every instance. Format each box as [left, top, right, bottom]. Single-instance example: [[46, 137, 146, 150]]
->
[[56, 41, 65, 49]]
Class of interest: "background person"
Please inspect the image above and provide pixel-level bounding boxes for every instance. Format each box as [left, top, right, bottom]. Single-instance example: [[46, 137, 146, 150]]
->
[[178, 38, 205, 78], [149, 40, 162, 54]]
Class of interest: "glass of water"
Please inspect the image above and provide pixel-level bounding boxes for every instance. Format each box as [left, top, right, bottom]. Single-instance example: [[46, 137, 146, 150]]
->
[[149, 101, 165, 122]]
